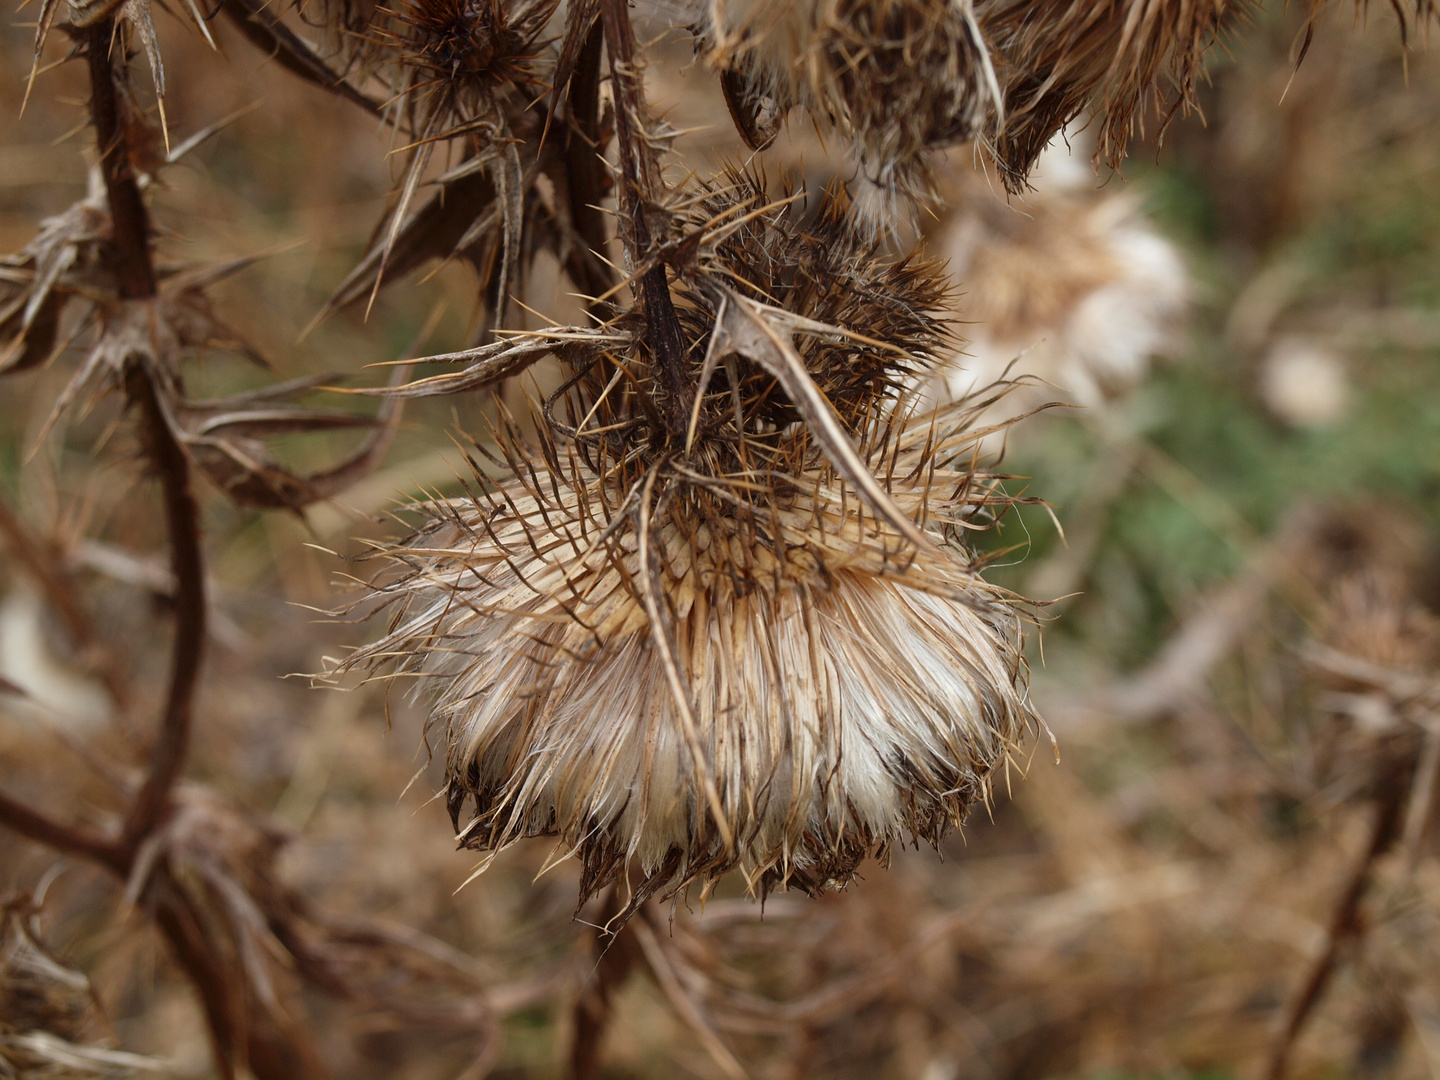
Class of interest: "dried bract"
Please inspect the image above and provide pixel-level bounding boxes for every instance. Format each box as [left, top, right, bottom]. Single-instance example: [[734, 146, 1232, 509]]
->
[[978, 0, 1239, 190]]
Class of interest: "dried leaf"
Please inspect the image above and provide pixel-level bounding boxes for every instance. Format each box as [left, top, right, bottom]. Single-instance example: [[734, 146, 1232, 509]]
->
[[220, 0, 383, 116], [318, 165, 497, 318]]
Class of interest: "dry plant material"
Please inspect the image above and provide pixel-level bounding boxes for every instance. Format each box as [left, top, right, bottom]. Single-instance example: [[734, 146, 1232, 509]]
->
[[926, 162, 1188, 420], [0, 891, 174, 1078], [697, 0, 1000, 201], [5, 0, 1438, 1075], [338, 173, 1040, 915], [694, 0, 1437, 199], [0, 9, 492, 1079]]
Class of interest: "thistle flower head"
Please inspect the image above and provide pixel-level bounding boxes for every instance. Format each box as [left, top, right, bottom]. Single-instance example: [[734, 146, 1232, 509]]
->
[[342, 173, 1040, 916], [699, 0, 1436, 199]]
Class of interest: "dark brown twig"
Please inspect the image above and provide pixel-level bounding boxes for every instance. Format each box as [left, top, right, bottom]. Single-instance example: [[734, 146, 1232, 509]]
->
[[1265, 759, 1410, 1080], [598, 0, 691, 436], [219, 0, 385, 117], [119, 367, 206, 852], [0, 789, 124, 871], [561, 19, 619, 311], [81, 20, 205, 852], [85, 23, 155, 301], [568, 885, 640, 1080]]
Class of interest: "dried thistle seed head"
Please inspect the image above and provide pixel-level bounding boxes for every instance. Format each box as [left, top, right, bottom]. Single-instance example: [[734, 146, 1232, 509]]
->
[[676, 172, 954, 418], [343, 175, 1039, 914], [699, 0, 999, 202], [383, 0, 553, 89], [976, 0, 1237, 191]]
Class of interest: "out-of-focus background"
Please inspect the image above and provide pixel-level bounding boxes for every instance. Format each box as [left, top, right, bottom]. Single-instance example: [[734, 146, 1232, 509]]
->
[[3, 3, 1440, 1078]]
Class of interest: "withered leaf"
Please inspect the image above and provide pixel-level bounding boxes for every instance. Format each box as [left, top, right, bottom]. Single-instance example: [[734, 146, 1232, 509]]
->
[[220, 0, 383, 116]]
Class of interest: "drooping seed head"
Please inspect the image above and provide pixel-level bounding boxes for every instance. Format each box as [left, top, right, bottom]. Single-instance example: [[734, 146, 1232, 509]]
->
[[699, 0, 1000, 202]]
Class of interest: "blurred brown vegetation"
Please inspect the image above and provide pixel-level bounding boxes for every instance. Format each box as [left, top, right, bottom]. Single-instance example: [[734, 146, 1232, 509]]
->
[[3, 3, 1440, 1079]]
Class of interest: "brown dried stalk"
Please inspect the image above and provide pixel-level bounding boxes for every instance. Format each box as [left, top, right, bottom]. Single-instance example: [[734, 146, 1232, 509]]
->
[[1265, 758, 1410, 1080], [86, 13, 204, 857], [117, 365, 205, 853], [0, 18, 179, 876], [0, 789, 124, 871], [568, 887, 641, 1080]]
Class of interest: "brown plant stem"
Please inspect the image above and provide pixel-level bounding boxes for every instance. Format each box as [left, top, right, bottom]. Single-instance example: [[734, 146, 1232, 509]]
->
[[86, 21, 156, 301], [82, 20, 204, 852], [1265, 759, 1409, 1080], [0, 789, 125, 871], [150, 865, 332, 1080], [218, 0, 384, 117], [598, 0, 691, 437], [563, 19, 619, 311], [568, 885, 640, 1080], [118, 366, 206, 853]]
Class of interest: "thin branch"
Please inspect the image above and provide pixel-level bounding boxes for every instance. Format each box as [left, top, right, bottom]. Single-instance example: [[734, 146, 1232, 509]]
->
[[633, 912, 749, 1080], [0, 789, 124, 871], [220, 0, 384, 117], [568, 885, 639, 1080], [85, 19, 205, 852], [1265, 759, 1409, 1080], [85, 22, 156, 301], [561, 18, 619, 312]]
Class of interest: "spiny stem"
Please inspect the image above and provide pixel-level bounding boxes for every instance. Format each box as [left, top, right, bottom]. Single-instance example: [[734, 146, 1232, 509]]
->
[[563, 18, 619, 312], [85, 16, 205, 853], [86, 20, 156, 301], [598, 0, 691, 437]]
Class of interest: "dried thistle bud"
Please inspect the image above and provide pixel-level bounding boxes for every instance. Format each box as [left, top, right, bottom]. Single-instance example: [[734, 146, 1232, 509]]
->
[[342, 174, 1040, 916], [698, 0, 1000, 202], [377, 0, 556, 121]]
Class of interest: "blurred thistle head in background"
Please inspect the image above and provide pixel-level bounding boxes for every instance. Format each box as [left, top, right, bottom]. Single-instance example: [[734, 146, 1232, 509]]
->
[[926, 132, 1189, 421], [340, 175, 1040, 915]]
